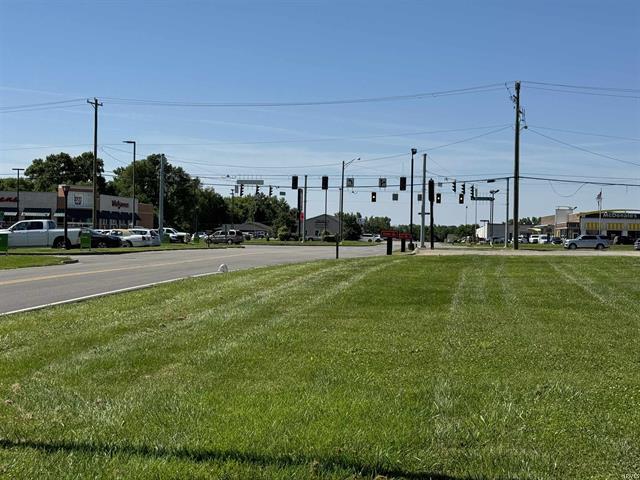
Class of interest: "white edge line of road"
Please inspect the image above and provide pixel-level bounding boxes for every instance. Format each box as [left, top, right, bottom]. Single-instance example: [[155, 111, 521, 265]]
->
[[0, 271, 222, 317]]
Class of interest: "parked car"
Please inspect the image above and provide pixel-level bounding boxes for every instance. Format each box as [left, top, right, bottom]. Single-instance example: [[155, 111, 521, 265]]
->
[[130, 228, 161, 246], [612, 235, 635, 245], [529, 234, 540, 244], [538, 234, 551, 244], [0, 219, 82, 248], [107, 229, 149, 247], [84, 229, 123, 248], [550, 236, 563, 245], [564, 235, 609, 250], [161, 227, 190, 243], [360, 233, 382, 243], [208, 229, 244, 244], [191, 231, 209, 242]]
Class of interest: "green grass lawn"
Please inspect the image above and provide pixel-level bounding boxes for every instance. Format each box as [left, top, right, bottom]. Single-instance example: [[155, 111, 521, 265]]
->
[[0, 256, 638, 479], [0, 255, 73, 269]]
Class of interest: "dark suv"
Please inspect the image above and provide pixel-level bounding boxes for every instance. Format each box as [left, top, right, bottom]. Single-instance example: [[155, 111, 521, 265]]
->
[[208, 229, 244, 245]]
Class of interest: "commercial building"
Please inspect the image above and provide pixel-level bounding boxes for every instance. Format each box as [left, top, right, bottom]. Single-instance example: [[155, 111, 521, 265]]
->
[[539, 209, 640, 240], [304, 214, 339, 239], [475, 222, 531, 241], [0, 185, 154, 229]]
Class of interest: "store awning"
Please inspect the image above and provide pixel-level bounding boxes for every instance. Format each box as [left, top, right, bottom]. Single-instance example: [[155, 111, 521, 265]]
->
[[23, 208, 51, 217]]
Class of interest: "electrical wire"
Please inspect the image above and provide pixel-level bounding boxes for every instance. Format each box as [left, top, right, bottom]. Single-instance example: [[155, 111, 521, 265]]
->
[[525, 86, 640, 100], [0, 98, 86, 110], [522, 81, 640, 93], [100, 83, 506, 108], [526, 126, 640, 143], [547, 181, 588, 197], [526, 128, 640, 168]]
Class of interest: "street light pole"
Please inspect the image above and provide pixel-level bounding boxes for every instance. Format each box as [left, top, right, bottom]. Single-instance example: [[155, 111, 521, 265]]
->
[[62, 184, 70, 249], [420, 154, 427, 248], [489, 189, 500, 243], [338, 157, 359, 259], [123, 140, 136, 227], [12, 168, 24, 221]]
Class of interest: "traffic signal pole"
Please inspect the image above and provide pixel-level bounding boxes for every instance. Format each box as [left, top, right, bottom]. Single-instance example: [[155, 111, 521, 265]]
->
[[420, 154, 427, 248], [429, 178, 435, 250]]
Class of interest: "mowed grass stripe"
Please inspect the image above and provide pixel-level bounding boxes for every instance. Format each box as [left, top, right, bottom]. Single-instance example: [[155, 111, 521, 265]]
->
[[0, 256, 638, 479]]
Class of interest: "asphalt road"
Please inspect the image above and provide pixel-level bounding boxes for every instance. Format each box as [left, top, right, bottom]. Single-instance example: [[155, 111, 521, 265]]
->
[[0, 245, 385, 315]]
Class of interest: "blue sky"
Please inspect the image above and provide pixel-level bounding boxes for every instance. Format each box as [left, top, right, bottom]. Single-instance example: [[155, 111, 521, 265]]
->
[[1, 0, 638, 224]]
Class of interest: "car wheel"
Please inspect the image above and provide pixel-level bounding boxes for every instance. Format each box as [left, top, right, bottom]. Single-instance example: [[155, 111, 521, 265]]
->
[[123, 241, 132, 247], [97, 241, 108, 248], [596, 244, 604, 250], [569, 243, 577, 250], [52, 237, 66, 249], [227, 239, 233, 245]]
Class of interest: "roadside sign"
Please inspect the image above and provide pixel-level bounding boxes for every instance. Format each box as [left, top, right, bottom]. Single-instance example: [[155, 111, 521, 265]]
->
[[0, 233, 8, 254], [236, 179, 264, 185], [381, 230, 412, 240], [80, 231, 91, 249]]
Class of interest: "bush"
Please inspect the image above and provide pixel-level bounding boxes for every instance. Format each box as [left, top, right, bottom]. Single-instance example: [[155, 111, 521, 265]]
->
[[277, 227, 291, 241], [290, 233, 299, 241]]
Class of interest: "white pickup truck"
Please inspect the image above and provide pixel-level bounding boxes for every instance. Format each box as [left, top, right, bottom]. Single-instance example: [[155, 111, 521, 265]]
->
[[0, 219, 82, 248]]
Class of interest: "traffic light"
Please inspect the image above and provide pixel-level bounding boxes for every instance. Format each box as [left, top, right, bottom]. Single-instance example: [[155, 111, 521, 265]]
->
[[371, 192, 377, 202], [452, 180, 457, 192], [291, 175, 298, 190], [470, 185, 475, 198], [269, 186, 273, 196], [458, 193, 464, 204], [399, 176, 407, 191], [239, 184, 244, 197], [322, 176, 329, 190], [378, 178, 387, 188], [255, 185, 260, 195], [436, 193, 441, 203], [428, 178, 435, 203], [461, 183, 466, 195]]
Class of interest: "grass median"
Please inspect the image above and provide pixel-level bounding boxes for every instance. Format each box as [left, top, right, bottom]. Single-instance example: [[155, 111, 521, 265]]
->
[[7, 243, 240, 256], [0, 255, 73, 270], [0, 256, 638, 478]]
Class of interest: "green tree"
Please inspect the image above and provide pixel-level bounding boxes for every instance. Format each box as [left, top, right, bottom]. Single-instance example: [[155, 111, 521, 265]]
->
[[341, 212, 363, 240], [0, 177, 35, 192], [108, 154, 199, 231], [363, 216, 391, 234], [195, 188, 229, 232], [24, 152, 106, 191]]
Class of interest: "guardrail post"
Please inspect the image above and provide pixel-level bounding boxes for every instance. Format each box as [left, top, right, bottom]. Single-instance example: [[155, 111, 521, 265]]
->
[[386, 237, 393, 256]]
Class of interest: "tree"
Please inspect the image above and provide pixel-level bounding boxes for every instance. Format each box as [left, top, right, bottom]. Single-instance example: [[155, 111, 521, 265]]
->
[[108, 154, 199, 231], [24, 152, 106, 191], [363, 216, 391, 234], [341, 212, 363, 240], [0, 177, 35, 192], [195, 188, 229, 232]]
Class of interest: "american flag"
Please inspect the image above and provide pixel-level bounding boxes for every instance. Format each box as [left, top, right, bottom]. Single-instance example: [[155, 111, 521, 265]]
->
[[596, 190, 602, 201]]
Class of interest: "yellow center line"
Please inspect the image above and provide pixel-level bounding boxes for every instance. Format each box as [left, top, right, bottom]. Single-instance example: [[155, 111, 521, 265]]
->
[[0, 251, 259, 287]]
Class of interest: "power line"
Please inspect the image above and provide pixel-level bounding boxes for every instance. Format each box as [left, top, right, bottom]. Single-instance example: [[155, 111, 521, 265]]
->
[[526, 128, 640, 168], [100, 83, 506, 108], [527, 126, 640, 142], [0, 98, 87, 110], [522, 81, 640, 93], [525, 86, 640, 100]]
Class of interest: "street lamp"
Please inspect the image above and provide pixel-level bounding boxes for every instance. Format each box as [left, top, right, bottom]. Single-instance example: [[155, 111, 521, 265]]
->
[[61, 184, 70, 249], [123, 140, 136, 227], [338, 157, 359, 259], [489, 189, 500, 242]]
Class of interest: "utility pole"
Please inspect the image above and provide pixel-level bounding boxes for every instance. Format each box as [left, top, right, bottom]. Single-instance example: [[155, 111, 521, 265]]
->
[[123, 140, 136, 226], [512, 81, 521, 249], [12, 168, 24, 221], [159, 154, 165, 239], [303, 175, 308, 242], [409, 148, 417, 249], [87, 98, 103, 228], [420, 154, 427, 248], [338, 157, 359, 259], [505, 177, 510, 248], [429, 178, 435, 249], [489, 189, 500, 243]]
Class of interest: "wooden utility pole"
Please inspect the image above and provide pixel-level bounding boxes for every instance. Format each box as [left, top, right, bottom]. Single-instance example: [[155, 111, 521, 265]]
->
[[87, 98, 103, 228], [512, 82, 521, 249]]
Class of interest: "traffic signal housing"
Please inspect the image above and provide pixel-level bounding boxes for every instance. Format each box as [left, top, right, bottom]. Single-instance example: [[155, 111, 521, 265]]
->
[[436, 193, 441, 204], [322, 176, 329, 190], [269, 186, 273, 196], [399, 176, 407, 191], [452, 180, 457, 193], [458, 193, 464, 204], [291, 176, 298, 190], [240, 184, 244, 197], [371, 192, 377, 202], [461, 183, 466, 195]]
